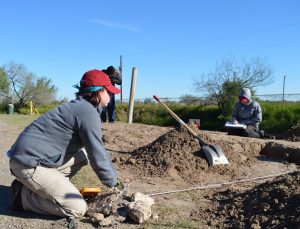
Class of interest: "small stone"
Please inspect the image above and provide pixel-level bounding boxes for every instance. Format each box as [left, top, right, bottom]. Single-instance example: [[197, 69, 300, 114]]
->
[[152, 213, 159, 220], [127, 158, 137, 165], [99, 217, 112, 227], [250, 220, 261, 229], [114, 214, 127, 223], [112, 156, 119, 163], [92, 213, 104, 222]]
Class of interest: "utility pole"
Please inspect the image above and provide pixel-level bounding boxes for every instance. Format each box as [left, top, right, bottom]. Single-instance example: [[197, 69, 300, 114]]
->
[[282, 75, 287, 101], [119, 55, 123, 103]]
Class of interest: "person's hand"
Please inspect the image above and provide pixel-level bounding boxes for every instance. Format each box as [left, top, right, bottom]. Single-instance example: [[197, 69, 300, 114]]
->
[[233, 120, 239, 125], [114, 178, 124, 190]]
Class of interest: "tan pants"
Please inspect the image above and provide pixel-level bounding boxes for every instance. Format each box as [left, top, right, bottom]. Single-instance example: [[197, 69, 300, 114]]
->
[[10, 148, 89, 218]]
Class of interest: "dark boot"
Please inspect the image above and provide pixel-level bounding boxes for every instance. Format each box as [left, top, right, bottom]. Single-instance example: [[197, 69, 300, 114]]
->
[[11, 179, 23, 210]]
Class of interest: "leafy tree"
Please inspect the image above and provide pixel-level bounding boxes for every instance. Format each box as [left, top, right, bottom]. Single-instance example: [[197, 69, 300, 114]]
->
[[0, 67, 9, 93], [194, 57, 273, 113], [219, 80, 243, 116], [32, 77, 57, 106]]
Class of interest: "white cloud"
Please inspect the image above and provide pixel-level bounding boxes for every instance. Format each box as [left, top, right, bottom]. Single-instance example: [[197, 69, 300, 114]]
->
[[90, 19, 138, 32]]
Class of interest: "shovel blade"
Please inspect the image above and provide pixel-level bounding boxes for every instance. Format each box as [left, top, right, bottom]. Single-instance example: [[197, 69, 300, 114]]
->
[[202, 145, 229, 166]]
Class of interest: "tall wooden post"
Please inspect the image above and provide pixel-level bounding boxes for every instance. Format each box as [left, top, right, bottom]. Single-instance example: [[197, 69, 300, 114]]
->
[[127, 67, 137, 124]]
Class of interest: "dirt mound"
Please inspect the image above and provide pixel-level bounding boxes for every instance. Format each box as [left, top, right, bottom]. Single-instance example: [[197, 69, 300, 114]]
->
[[122, 126, 260, 184], [276, 125, 300, 142], [193, 171, 300, 228], [261, 142, 300, 165]]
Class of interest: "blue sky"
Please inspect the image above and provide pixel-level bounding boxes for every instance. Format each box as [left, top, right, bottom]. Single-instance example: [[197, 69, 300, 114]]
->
[[1, 0, 299, 101]]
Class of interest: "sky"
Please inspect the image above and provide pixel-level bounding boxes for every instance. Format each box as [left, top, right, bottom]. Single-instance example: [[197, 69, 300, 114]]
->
[[0, 0, 299, 101]]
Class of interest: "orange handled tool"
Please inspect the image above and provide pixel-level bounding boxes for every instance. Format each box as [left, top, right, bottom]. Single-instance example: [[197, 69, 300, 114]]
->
[[79, 187, 102, 197]]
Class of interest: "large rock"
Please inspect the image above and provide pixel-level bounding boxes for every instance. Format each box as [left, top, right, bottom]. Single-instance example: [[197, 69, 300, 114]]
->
[[128, 192, 155, 223], [128, 201, 152, 224], [131, 192, 154, 206]]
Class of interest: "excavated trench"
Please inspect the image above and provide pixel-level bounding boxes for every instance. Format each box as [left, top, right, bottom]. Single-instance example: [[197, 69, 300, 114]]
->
[[261, 142, 300, 165]]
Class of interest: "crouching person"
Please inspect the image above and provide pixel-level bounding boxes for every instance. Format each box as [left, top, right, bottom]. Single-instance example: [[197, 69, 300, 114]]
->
[[8, 69, 123, 220], [228, 88, 265, 138]]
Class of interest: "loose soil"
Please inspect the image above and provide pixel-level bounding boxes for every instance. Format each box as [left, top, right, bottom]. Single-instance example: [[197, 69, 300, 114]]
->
[[276, 125, 300, 142], [1, 120, 300, 228]]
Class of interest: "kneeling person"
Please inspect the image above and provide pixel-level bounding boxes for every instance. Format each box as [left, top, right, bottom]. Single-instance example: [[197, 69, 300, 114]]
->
[[8, 69, 123, 219], [228, 88, 264, 138]]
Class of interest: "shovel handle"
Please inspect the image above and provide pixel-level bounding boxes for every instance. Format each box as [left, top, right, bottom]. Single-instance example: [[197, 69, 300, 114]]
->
[[153, 95, 197, 138]]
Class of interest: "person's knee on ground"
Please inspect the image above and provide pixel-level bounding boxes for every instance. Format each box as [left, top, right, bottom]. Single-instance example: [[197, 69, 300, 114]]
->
[[60, 196, 87, 218], [244, 125, 261, 138]]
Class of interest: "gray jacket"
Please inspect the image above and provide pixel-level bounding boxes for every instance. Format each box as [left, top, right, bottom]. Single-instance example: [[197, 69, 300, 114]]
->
[[9, 96, 117, 187], [232, 88, 262, 128]]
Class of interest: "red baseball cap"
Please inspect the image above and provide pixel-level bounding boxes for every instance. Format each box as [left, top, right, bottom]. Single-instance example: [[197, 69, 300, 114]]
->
[[80, 69, 120, 94]]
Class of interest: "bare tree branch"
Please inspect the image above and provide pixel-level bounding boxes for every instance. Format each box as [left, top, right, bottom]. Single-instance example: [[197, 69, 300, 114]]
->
[[193, 57, 274, 111]]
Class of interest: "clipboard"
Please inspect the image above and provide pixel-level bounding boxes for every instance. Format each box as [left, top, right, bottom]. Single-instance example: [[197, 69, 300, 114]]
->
[[225, 121, 247, 129]]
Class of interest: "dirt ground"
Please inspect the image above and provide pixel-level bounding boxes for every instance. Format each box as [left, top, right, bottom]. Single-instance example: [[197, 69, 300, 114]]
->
[[0, 120, 300, 228]]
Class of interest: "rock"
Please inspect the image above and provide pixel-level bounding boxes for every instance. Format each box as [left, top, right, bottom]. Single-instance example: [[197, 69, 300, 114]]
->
[[152, 213, 159, 220], [127, 158, 137, 165], [250, 220, 261, 229], [91, 213, 104, 222], [128, 201, 152, 224], [120, 156, 126, 162], [112, 156, 119, 163], [114, 214, 127, 223], [131, 192, 154, 206], [99, 217, 112, 227]]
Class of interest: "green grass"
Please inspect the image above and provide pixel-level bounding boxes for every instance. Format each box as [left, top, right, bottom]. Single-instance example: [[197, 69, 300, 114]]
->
[[2, 100, 300, 135], [116, 101, 300, 134]]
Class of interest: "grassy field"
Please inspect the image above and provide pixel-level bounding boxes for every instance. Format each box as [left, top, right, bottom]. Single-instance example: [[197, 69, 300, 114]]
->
[[117, 101, 300, 134], [2, 100, 300, 135]]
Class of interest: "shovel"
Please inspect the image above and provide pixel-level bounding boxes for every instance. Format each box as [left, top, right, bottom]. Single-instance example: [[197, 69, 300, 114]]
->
[[153, 95, 229, 166]]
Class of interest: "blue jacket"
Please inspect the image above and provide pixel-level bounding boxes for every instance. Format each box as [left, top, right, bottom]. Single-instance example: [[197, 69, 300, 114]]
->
[[9, 96, 117, 187], [232, 88, 262, 128]]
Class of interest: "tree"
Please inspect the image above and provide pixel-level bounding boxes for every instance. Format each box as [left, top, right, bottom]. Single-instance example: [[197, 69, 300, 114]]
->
[[0, 67, 9, 93], [4, 61, 58, 107], [219, 80, 243, 116], [32, 77, 57, 106], [193, 57, 273, 113]]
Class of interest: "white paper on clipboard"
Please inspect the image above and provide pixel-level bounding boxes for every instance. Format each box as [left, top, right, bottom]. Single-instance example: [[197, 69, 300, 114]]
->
[[225, 121, 247, 129]]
